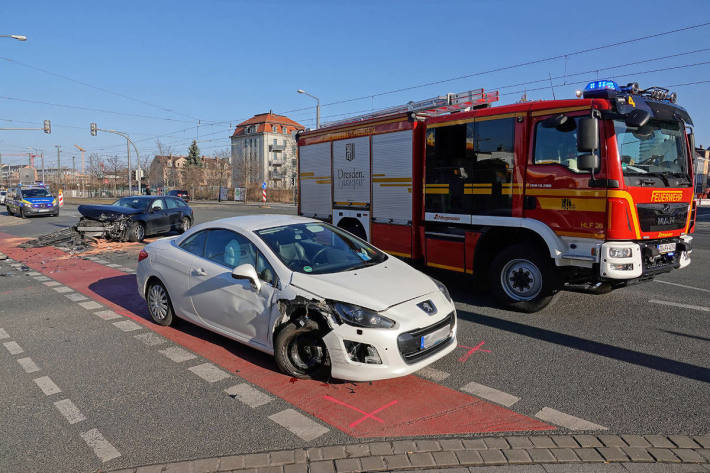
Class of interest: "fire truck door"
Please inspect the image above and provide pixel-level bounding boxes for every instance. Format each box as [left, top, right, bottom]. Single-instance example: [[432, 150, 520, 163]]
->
[[525, 112, 607, 240]]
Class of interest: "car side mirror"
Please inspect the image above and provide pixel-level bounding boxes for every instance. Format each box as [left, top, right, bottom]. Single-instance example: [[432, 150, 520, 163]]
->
[[577, 117, 599, 152], [231, 264, 261, 292], [577, 153, 600, 172]]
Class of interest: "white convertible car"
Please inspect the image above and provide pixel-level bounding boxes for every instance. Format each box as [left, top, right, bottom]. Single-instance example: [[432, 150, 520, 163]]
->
[[136, 215, 457, 381]]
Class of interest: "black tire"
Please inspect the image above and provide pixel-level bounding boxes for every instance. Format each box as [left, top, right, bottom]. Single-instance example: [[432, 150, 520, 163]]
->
[[6, 206, 13, 216], [128, 221, 145, 242], [52, 210, 60, 217], [274, 320, 330, 379], [19, 207, 27, 219], [146, 280, 175, 326], [489, 244, 558, 313], [179, 216, 191, 234]]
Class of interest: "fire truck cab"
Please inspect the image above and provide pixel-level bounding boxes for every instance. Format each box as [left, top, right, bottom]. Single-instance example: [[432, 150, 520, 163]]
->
[[297, 81, 695, 312]]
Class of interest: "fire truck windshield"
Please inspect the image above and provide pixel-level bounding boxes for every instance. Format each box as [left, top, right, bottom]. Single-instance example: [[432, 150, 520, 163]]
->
[[614, 119, 691, 186]]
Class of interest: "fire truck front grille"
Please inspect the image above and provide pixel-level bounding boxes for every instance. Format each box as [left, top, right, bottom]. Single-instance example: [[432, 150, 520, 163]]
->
[[636, 203, 688, 232]]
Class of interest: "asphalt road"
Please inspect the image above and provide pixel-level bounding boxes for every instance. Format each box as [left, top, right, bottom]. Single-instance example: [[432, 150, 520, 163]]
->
[[1, 202, 708, 472]]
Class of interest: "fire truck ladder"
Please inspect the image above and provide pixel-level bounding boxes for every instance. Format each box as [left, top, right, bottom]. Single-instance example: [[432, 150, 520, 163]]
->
[[322, 88, 500, 128]]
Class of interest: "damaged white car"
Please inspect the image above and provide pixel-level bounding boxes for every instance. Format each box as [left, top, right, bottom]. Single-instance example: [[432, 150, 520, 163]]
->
[[136, 215, 457, 381]]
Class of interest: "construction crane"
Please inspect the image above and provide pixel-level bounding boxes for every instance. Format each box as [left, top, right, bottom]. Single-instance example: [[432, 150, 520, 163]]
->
[[74, 144, 86, 174]]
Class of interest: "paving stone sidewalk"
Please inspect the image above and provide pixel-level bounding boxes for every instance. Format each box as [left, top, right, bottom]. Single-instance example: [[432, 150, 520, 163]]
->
[[109, 434, 710, 473]]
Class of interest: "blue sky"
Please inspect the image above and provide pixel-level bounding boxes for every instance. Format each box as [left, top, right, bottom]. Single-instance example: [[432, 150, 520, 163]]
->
[[1, 0, 709, 169]]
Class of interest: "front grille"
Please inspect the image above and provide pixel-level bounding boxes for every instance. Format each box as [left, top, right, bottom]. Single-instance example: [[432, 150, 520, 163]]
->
[[636, 203, 688, 232], [397, 312, 455, 364], [639, 238, 681, 276]]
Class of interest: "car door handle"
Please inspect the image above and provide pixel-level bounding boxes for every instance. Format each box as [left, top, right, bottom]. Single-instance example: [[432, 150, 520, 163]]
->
[[192, 268, 207, 276]]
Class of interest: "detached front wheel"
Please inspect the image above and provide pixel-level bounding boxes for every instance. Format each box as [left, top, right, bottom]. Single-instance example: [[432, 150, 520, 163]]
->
[[274, 320, 330, 379], [489, 244, 558, 313]]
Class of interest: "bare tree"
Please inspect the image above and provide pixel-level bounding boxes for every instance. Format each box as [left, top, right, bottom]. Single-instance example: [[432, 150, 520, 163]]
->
[[155, 139, 174, 157], [105, 155, 124, 197]]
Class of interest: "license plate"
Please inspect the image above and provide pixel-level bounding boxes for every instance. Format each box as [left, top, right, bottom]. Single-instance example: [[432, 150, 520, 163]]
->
[[38, 208, 50, 212], [657, 243, 676, 253], [420, 325, 450, 350]]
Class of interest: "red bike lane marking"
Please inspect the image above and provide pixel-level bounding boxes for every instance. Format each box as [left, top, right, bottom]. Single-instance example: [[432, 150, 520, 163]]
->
[[0, 236, 554, 438]]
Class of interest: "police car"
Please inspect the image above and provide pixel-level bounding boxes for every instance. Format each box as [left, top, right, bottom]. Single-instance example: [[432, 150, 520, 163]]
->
[[6, 184, 60, 218]]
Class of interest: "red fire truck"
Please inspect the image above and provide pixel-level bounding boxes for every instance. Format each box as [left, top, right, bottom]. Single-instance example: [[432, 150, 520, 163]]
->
[[297, 81, 696, 312]]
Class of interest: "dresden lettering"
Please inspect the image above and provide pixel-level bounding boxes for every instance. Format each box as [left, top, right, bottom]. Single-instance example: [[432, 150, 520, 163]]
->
[[337, 168, 366, 189]]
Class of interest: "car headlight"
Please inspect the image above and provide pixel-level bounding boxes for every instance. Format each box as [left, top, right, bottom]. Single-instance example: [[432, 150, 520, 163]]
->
[[609, 247, 632, 258], [431, 277, 452, 303], [332, 302, 395, 329]]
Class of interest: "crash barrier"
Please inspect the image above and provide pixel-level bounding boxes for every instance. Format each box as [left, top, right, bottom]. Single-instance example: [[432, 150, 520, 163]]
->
[[262, 188, 267, 203]]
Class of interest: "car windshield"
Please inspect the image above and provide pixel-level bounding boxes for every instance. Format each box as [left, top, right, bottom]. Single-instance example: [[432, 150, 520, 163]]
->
[[21, 188, 51, 198], [614, 119, 690, 181], [112, 197, 148, 210], [255, 223, 387, 274]]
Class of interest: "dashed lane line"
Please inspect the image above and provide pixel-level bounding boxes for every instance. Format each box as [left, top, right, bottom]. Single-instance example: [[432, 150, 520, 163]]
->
[[649, 299, 710, 312], [0, 328, 8, 339], [112, 320, 142, 332], [158, 346, 197, 362], [94, 310, 122, 321], [17, 357, 40, 373], [417, 366, 451, 382], [93, 259, 109, 264], [33, 276, 50, 281], [65, 293, 89, 302], [535, 407, 608, 431], [106, 263, 121, 268], [80, 428, 121, 463], [52, 286, 74, 294], [53, 399, 86, 424], [134, 332, 167, 346], [33, 376, 62, 396], [268, 409, 329, 442], [43, 281, 61, 287], [461, 381, 520, 407], [225, 383, 274, 408], [78, 301, 103, 310], [654, 279, 710, 294], [3, 341, 24, 355], [188, 363, 231, 383], [27, 271, 41, 276]]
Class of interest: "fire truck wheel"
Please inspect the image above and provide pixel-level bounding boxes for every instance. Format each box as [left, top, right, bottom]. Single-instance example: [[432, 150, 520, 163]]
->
[[490, 244, 557, 313]]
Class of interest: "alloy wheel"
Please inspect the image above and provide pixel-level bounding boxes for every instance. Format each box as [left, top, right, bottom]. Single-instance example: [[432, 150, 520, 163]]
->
[[148, 284, 168, 320]]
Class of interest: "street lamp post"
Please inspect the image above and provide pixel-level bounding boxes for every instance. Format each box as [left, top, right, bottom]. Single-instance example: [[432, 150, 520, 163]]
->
[[297, 89, 320, 129], [90, 123, 141, 195], [0, 35, 27, 41]]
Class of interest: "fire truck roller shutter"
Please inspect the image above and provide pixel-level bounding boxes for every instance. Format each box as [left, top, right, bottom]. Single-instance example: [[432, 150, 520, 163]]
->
[[372, 130, 413, 224], [332, 136, 370, 207], [299, 142, 332, 220]]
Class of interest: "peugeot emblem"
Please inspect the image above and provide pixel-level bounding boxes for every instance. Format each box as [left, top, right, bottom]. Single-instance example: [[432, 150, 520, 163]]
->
[[417, 300, 437, 315]]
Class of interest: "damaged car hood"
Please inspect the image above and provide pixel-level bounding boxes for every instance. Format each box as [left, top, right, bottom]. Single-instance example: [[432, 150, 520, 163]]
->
[[78, 204, 142, 221], [289, 257, 437, 312]]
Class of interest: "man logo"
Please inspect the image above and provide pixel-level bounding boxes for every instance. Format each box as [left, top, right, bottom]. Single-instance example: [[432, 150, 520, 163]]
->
[[417, 300, 437, 315], [345, 143, 354, 161]]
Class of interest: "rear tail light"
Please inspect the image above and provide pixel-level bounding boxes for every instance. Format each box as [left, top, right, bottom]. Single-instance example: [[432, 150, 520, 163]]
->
[[138, 249, 149, 262]]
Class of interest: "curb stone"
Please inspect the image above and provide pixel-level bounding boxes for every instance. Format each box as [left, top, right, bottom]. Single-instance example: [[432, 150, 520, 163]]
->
[[108, 434, 710, 473]]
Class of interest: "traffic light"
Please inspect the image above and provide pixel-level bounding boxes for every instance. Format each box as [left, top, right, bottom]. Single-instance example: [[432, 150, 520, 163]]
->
[[90, 123, 97, 136], [43, 120, 51, 134]]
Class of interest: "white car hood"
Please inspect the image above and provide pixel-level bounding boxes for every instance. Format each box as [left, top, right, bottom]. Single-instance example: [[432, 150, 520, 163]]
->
[[289, 257, 437, 312]]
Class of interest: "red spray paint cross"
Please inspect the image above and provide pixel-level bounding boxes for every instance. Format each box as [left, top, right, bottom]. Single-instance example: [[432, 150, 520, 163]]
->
[[323, 395, 398, 428], [458, 341, 491, 363]]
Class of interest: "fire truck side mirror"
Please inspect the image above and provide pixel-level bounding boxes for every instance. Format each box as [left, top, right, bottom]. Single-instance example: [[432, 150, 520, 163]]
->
[[578, 153, 600, 172], [577, 117, 599, 152]]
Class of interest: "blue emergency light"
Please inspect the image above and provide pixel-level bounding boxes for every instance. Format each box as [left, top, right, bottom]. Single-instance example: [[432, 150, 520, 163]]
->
[[582, 80, 620, 99]]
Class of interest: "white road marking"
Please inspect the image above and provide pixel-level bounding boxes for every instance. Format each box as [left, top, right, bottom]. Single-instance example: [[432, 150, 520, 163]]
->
[[649, 299, 710, 312], [269, 409, 329, 441], [33, 376, 61, 396], [3, 341, 23, 355], [188, 363, 231, 383], [134, 332, 167, 346], [43, 281, 61, 287], [17, 357, 40, 373], [112, 320, 142, 332], [78, 301, 103, 310], [461, 381, 520, 407], [53, 399, 86, 424], [417, 366, 450, 382], [94, 310, 122, 321], [158, 346, 197, 362], [65, 293, 88, 302], [654, 279, 710, 293], [106, 264, 121, 268], [52, 286, 74, 293], [80, 428, 121, 463], [118, 267, 133, 273], [94, 259, 109, 264], [225, 383, 273, 408], [0, 328, 9, 339], [535, 407, 608, 431], [33, 276, 50, 281], [27, 271, 41, 276]]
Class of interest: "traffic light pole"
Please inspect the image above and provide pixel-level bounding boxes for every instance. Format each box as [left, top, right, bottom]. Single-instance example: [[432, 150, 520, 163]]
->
[[90, 124, 141, 195]]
